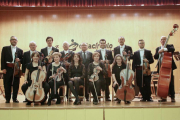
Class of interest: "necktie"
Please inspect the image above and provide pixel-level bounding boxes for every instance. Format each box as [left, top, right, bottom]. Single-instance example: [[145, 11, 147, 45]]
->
[[83, 52, 86, 63]]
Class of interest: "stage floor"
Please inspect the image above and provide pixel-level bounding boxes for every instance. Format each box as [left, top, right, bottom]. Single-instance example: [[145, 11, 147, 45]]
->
[[0, 94, 180, 109]]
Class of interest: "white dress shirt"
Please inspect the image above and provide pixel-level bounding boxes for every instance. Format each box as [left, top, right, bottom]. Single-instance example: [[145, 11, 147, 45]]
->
[[120, 45, 125, 56], [139, 48, 144, 66], [160, 45, 168, 62], [11, 45, 16, 63], [101, 48, 106, 60], [47, 47, 52, 55], [64, 50, 69, 55]]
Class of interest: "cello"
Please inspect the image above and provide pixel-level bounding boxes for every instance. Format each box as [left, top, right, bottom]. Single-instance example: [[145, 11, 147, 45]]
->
[[156, 24, 179, 98], [116, 52, 135, 102], [25, 54, 46, 103]]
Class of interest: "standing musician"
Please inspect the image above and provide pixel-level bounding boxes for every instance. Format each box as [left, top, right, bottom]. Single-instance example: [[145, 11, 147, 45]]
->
[[154, 36, 177, 102], [132, 39, 154, 102], [41, 36, 59, 68], [113, 36, 133, 59], [77, 42, 93, 101], [22, 41, 41, 102], [60, 41, 75, 101], [88, 52, 106, 105], [68, 53, 85, 105], [112, 54, 126, 103], [1, 36, 23, 103], [21, 52, 50, 105], [46, 52, 67, 106], [96, 39, 113, 101]]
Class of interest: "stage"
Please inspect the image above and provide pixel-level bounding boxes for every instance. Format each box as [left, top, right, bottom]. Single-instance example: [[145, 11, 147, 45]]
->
[[0, 95, 180, 120]]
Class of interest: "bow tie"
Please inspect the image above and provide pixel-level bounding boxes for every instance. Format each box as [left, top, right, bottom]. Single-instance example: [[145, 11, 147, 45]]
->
[[139, 49, 144, 51]]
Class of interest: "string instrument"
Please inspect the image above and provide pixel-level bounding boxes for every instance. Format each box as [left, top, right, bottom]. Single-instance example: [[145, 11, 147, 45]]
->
[[156, 24, 179, 98], [173, 51, 180, 61], [13, 52, 22, 77], [105, 54, 112, 77], [25, 54, 46, 103], [44, 45, 59, 64], [142, 54, 151, 76], [50, 64, 64, 95], [90, 65, 101, 103], [116, 52, 135, 102]]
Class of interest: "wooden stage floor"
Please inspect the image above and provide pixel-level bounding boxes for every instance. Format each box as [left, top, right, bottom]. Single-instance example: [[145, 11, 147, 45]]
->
[[0, 94, 180, 109]]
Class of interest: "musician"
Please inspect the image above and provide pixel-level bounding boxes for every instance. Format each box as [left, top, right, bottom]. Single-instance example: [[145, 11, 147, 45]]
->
[[46, 52, 67, 106], [1, 36, 23, 103], [112, 54, 126, 103], [60, 41, 75, 100], [68, 53, 85, 105], [96, 39, 113, 101], [88, 52, 106, 105], [77, 42, 93, 101], [132, 39, 154, 102], [114, 36, 133, 59], [21, 52, 50, 105], [154, 36, 177, 102]]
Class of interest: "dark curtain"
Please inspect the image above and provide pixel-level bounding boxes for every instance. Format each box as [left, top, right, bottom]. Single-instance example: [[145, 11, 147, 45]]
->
[[0, 0, 180, 7]]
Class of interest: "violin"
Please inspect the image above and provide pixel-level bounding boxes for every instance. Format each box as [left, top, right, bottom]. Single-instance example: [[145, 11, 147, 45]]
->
[[60, 48, 76, 62], [173, 51, 180, 61], [116, 52, 135, 102], [142, 55, 151, 76], [13, 52, 22, 77], [25, 54, 46, 103], [44, 45, 59, 64], [156, 24, 179, 98], [105, 54, 112, 77]]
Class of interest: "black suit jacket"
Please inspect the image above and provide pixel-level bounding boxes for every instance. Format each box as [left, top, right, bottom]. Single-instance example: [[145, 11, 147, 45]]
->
[[22, 51, 41, 73], [132, 49, 154, 72], [96, 49, 113, 64], [1, 46, 23, 70], [40, 47, 59, 57], [154, 44, 177, 71], [77, 51, 93, 68], [113, 45, 133, 59], [60, 50, 75, 63]]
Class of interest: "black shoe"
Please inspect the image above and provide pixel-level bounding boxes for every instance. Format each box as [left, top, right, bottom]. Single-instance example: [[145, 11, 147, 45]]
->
[[86, 98, 89, 101], [117, 99, 121, 103], [13, 100, 19, 103], [125, 101, 131, 104], [26, 102, 31, 105], [158, 99, 167, 102], [74, 99, 81, 105], [147, 99, 153, 102], [5, 100, 10, 103], [171, 98, 176, 102], [140, 98, 146, 102], [106, 98, 111, 101], [56, 97, 61, 104], [48, 98, 52, 106], [93, 99, 98, 105]]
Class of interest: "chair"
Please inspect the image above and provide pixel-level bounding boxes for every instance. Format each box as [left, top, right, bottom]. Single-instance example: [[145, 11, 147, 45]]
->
[[151, 71, 159, 98], [59, 85, 67, 102]]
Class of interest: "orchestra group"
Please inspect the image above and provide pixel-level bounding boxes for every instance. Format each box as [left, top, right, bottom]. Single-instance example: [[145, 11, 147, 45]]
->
[[1, 35, 178, 106]]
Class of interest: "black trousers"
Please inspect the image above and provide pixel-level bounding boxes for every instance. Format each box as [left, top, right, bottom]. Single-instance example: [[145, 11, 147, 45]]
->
[[21, 80, 50, 103], [113, 79, 121, 93], [136, 69, 151, 100], [105, 77, 111, 99], [3, 67, 20, 101], [49, 80, 64, 99], [89, 80, 103, 101], [168, 72, 175, 98], [68, 79, 84, 100]]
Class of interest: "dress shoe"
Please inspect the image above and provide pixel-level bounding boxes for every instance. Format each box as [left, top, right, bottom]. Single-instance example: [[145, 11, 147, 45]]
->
[[93, 99, 98, 105], [56, 97, 61, 104], [140, 99, 146, 102], [147, 99, 153, 102], [117, 99, 121, 103], [74, 99, 81, 105], [106, 98, 111, 101], [26, 102, 31, 105], [86, 98, 89, 101], [125, 101, 131, 104], [171, 98, 176, 102], [5, 100, 10, 103], [13, 100, 19, 103], [158, 99, 167, 102]]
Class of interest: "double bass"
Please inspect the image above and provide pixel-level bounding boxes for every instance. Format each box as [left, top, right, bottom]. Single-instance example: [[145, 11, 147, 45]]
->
[[156, 24, 179, 98], [116, 52, 135, 103], [25, 54, 46, 103]]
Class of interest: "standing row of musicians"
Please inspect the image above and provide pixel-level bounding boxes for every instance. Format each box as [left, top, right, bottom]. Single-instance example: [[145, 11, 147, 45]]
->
[[1, 35, 177, 105]]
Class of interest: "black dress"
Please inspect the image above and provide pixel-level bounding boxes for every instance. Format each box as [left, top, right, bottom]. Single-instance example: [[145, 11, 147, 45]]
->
[[46, 63, 67, 99], [88, 62, 106, 101], [112, 64, 126, 93], [21, 62, 50, 104]]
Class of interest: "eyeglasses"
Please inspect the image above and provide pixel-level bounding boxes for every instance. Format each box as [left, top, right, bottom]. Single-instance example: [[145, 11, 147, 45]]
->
[[11, 39, 17, 41]]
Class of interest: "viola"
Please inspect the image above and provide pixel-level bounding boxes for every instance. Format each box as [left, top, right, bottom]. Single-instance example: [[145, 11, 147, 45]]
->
[[25, 54, 46, 103], [44, 45, 59, 64], [142, 55, 151, 76], [105, 54, 112, 77], [13, 52, 22, 77]]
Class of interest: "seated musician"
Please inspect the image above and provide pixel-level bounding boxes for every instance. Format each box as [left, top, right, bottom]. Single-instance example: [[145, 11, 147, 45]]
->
[[46, 52, 67, 106], [88, 52, 106, 105], [21, 52, 50, 105], [68, 53, 85, 105], [112, 54, 126, 103]]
